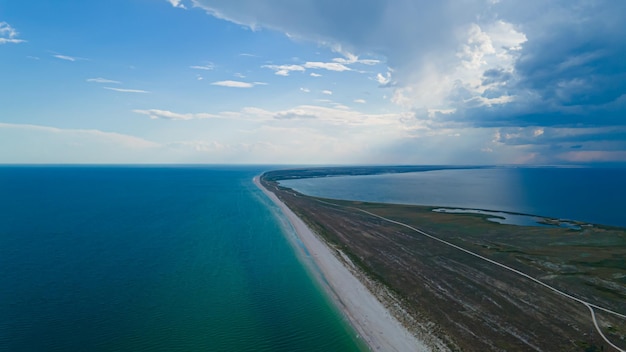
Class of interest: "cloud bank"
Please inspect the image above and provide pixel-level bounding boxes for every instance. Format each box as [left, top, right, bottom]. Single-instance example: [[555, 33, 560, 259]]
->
[[190, 0, 626, 163]]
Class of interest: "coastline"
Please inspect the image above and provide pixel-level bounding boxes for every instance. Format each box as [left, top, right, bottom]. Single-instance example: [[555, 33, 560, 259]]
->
[[254, 176, 429, 352]]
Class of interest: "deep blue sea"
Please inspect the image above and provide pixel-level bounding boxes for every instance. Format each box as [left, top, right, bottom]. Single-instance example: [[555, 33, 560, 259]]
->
[[280, 167, 626, 228], [0, 166, 364, 352]]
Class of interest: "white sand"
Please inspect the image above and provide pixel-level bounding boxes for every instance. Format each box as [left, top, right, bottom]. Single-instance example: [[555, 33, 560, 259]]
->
[[254, 176, 430, 351]]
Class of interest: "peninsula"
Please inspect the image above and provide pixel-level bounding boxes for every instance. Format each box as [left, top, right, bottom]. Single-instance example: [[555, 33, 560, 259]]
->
[[258, 167, 626, 351]]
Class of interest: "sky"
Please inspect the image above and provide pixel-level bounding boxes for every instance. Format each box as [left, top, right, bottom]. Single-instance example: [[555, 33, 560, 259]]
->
[[1, 0, 625, 165]]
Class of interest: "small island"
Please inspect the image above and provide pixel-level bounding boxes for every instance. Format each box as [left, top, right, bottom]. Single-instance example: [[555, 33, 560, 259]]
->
[[259, 167, 626, 351]]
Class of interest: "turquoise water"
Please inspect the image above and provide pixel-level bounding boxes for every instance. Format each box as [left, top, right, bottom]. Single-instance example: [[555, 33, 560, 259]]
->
[[280, 167, 626, 228], [0, 166, 363, 351]]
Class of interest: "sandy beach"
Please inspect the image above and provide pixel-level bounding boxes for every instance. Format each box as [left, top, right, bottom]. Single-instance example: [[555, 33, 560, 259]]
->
[[254, 176, 429, 351]]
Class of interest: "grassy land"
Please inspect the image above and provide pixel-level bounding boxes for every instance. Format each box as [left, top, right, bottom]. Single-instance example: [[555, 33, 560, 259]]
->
[[261, 169, 626, 351]]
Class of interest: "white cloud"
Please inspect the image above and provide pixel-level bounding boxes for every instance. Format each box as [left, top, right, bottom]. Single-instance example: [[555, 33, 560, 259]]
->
[[211, 80, 265, 88], [322, 90, 333, 95], [167, 0, 187, 9], [300, 87, 310, 93], [132, 107, 272, 123], [53, 54, 85, 62], [392, 20, 527, 113], [354, 99, 366, 104], [0, 38, 22, 44], [0, 22, 18, 37], [274, 110, 318, 120], [303, 61, 351, 72], [262, 60, 353, 76], [133, 109, 219, 120], [190, 63, 214, 70], [358, 59, 381, 65], [332, 53, 380, 66], [87, 77, 121, 84], [104, 87, 150, 93], [262, 64, 305, 76], [0, 22, 25, 44], [376, 71, 392, 85]]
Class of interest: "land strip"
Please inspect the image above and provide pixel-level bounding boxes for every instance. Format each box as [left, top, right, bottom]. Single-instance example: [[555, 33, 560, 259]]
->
[[260, 169, 626, 351]]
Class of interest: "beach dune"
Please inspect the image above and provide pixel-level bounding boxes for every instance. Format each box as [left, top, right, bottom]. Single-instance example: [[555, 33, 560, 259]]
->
[[255, 176, 430, 351]]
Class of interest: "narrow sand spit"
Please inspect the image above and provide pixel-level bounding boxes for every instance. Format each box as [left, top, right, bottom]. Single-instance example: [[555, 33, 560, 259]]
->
[[254, 176, 430, 352]]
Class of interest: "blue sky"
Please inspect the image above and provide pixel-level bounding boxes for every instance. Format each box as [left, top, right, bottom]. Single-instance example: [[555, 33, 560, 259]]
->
[[1, 0, 625, 164]]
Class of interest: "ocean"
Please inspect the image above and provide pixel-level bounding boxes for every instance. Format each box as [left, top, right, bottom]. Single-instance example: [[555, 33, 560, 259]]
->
[[280, 167, 626, 228], [0, 166, 363, 352]]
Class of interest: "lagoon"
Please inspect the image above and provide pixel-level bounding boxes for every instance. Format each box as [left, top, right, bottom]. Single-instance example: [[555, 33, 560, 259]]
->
[[280, 167, 626, 228]]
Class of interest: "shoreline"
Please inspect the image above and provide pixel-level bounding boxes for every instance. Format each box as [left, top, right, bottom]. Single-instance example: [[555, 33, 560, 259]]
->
[[254, 176, 429, 352]]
